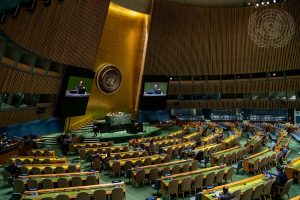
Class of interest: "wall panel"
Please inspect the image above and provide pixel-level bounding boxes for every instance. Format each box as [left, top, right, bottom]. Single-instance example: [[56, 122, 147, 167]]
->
[[144, 0, 300, 76], [0, 0, 110, 68]]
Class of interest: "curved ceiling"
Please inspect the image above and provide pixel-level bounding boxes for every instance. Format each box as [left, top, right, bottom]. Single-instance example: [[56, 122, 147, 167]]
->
[[111, 0, 270, 14]]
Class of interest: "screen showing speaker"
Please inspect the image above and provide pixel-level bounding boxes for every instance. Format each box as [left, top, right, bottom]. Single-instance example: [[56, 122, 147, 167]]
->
[[55, 66, 95, 117], [143, 82, 168, 97]]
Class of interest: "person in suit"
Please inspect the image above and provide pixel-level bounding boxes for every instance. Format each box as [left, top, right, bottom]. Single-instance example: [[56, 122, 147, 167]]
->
[[273, 166, 288, 188], [219, 187, 234, 200], [75, 80, 86, 94], [278, 146, 289, 164]]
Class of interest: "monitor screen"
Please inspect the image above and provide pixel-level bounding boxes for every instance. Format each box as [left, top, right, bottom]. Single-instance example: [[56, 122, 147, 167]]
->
[[55, 66, 95, 117], [143, 82, 168, 96], [65, 76, 93, 97]]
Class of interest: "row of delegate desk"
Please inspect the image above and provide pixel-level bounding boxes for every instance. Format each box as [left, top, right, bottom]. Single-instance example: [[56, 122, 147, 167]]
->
[[10, 148, 127, 200]]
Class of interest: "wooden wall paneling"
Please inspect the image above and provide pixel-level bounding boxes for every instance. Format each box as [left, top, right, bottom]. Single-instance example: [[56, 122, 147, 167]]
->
[[144, 0, 300, 76], [0, 0, 110, 68]]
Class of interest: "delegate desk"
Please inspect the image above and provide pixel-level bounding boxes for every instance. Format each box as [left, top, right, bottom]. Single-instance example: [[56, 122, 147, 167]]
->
[[275, 136, 291, 152], [245, 135, 263, 152], [194, 143, 220, 156], [182, 131, 203, 142], [18, 171, 99, 188], [129, 136, 165, 146], [9, 156, 67, 164], [143, 138, 179, 149], [109, 154, 168, 168], [285, 156, 300, 181], [290, 195, 300, 200], [79, 146, 129, 160], [160, 165, 231, 192], [161, 141, 195, 153], [221, 134, 240, 150], [20, 163, 81, 174], [21, 182, 126, 200], [243, 149, 276, 172], [201, 134, 216, 144], [28, 149, 55, 157], [168, 129, 188, 139], [201, 174, 272, 200], [131, 160, 197, 177], [70, 142, 113, 152], [210, 146, 244, 166], [97, 151, 147, 160]]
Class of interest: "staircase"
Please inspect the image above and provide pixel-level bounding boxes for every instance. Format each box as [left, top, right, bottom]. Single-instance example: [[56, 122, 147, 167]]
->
[[71, 122, 94, 135], [41, 134, 59, 145], [83, 136, 100, 143]]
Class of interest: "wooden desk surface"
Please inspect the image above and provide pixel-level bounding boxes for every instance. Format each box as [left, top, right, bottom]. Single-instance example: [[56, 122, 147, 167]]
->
[[161, 141, 195, 151], [285, 156, 300, 180], [109, 154, 167, 167], [10, 156, 67, 163], [183, 131, 203, 141], [98, 151, 146, 160], [290, 195, 300, 200], [195, 143, 220, 152], [243, 149, 276, 172], [19, 171, 99, 183], [21, 163, 80, 170], [202, 174, 270, 200], [161, 165, 230, 187], [21, 182, 125, 200], [29, 149, 55, 156], [245, 135, 262, 146], [211, 146, 242, 159], [131, 159, 194, 175]]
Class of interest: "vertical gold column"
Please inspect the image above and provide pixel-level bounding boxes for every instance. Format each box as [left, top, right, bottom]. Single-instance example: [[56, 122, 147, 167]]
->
[[68, 3, 149, 129]]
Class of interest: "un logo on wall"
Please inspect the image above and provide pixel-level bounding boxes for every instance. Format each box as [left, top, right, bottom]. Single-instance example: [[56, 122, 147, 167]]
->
[[248, 9, 295, 48], [96, 64, 122, 94]]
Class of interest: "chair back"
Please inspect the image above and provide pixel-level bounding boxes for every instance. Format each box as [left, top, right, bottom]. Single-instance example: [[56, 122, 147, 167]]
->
[[163, 155, 171, 163], [193, 174, 204, 190], [23, 159, 31, 164], [86, 175, 98, 185], [225, 167, 234, 182], [204, 172, 215, 187], [191, 160, 198, 171], [136, 169, 145, 183], [68, 165, 77, 173], [123, 161, 133, 171], [57, 194, 70, 200], [232, 189, 241, 199], [182, 163, 190, 173], [13, 179, 25, 193], [33, 158, 41, 164], [263, 179, 274, 196], [167, 179, 179, 195], [42, 178, 54, 189], [27, 179, 38, 190], [20, 166, 29, 175], [55, 166, 65, 174], [111, 187, 124, 200], [149, 168, 159, 182], [93, 190, 106, 200], [215, 169, 225, 185], [241, 188, 253, 200], [44, 159, 51, 164], [281, 179, 293, 196], [134, 160, 143, 167], [57, 178, 69, 188], [171, 165, 180, 174], [144, 157, 152, 166], [112, 162, 121, 174], [71, 176, 82, 187], [76, 192, 89, 200], [181, 177, 192, 192], [92, 158, 101, 171], [252, 184, 264, 200], [161, 167, 170, 176], [44, 166, 53, 174], [31, 166, 41, 175], [217, 155, 224, 165], [154, 157, 162, 164]]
